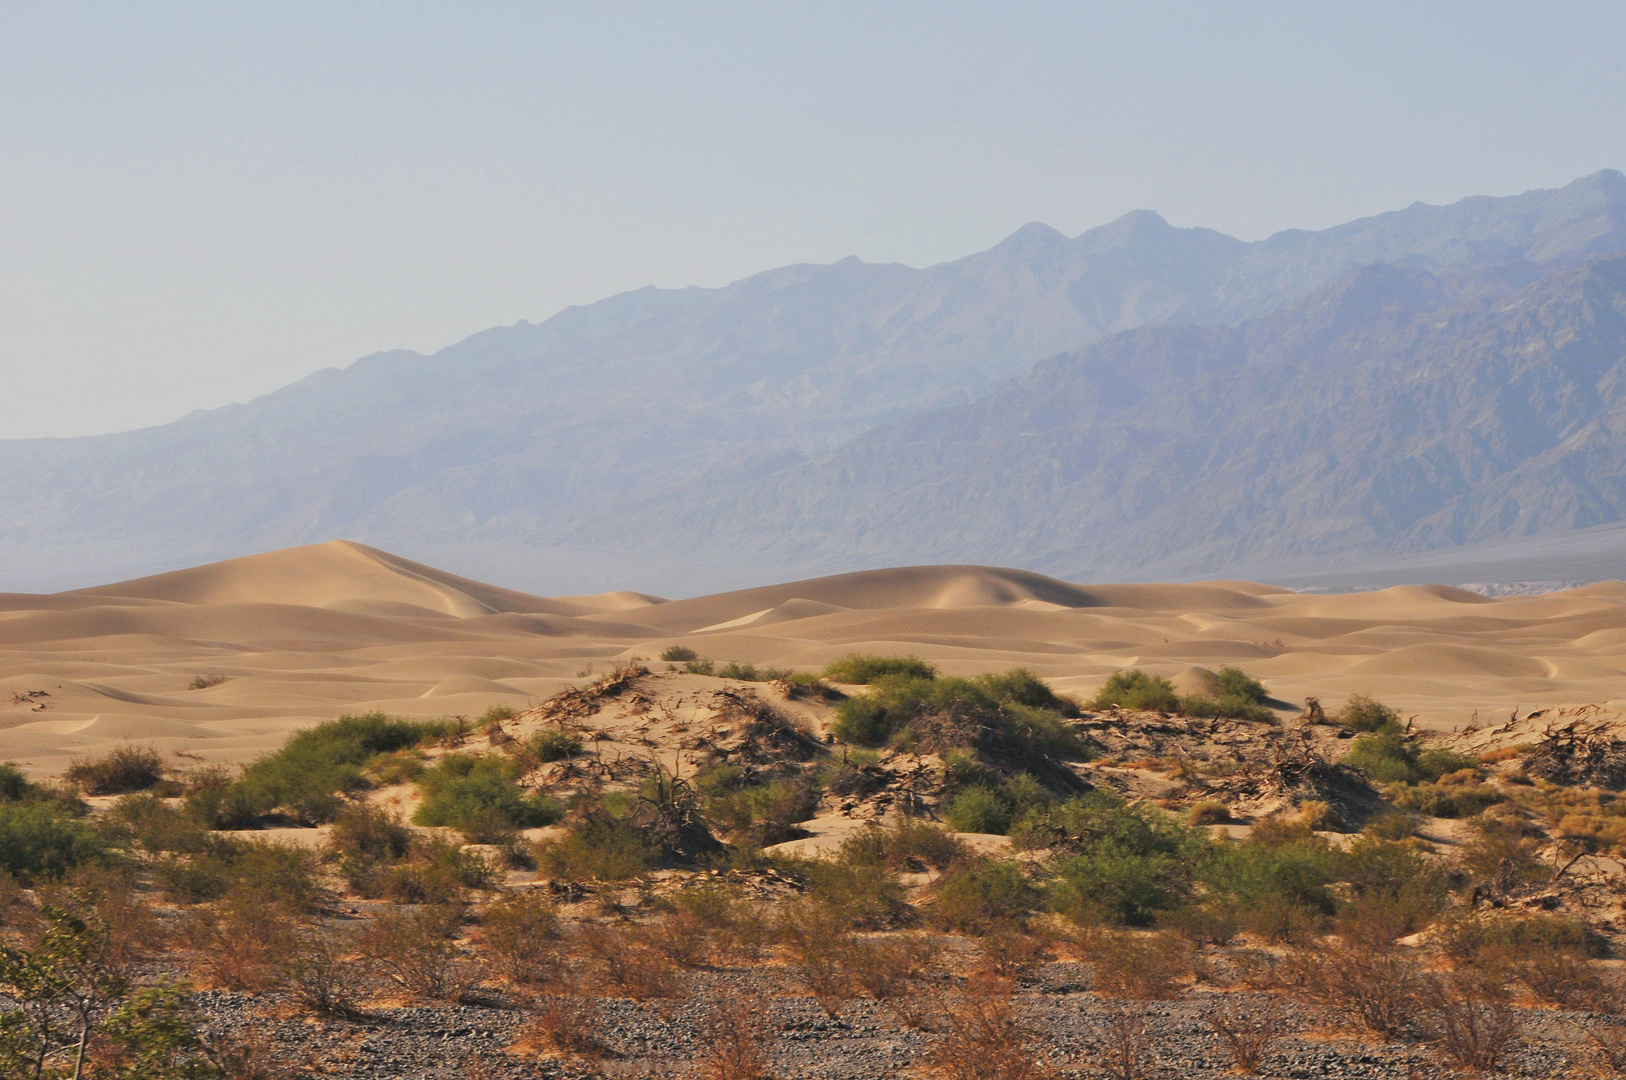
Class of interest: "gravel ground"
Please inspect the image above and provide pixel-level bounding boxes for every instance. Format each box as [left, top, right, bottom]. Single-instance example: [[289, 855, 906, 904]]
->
[[187, 960, 1609, 1079]]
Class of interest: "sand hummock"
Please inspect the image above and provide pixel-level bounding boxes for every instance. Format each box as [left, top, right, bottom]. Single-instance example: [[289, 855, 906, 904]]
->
[[1, 540, 1622, 777]]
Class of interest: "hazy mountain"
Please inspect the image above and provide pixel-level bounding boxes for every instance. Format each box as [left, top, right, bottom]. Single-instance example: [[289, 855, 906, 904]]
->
[[589, 255, 1626, 584], [1, 171, 1624, 593]]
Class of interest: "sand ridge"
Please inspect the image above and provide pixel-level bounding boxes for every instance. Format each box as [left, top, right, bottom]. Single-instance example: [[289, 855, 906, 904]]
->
[[1, 540, 1623, 777]]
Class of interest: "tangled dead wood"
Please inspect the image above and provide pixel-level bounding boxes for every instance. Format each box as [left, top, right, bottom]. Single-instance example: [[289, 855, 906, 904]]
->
[[1524, 722, 1626, 790]]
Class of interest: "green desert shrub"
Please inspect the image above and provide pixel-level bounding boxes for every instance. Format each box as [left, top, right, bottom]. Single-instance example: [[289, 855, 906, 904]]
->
[[329, 802, 413, 862], [944, 772, 1055, 836], [823, 654, 938, 684], [528, 727, 584, 763], [833, 819, 968, 874], [1343, 728, 1478, 785], [683, 658, 716, 676], [929, 860, 1040, 932], [1089, 669, 1179, 712], [1333, 834, 1452, 943], [715, 661, 793, 682], [480, 703, 518, 724], [1336, 693, 1403, 733], [944, 787, 1014, 835], [64, 744, 165, 795], [830, 668, 1085, 760], [1174, 667, 1275, 721], [660, 645, 700, 662], [152, 835, 330, 910], [784, 846, 910, 929], [1200, 831, 1339, 941], [0, 762, 31, 802], [1214, 666, 1268, 704], [696, 765, 817, 845], [178, 767, 260, 831], [101, 794, 213, 854], [412, 754, 564, 841], [0, 801, 106, 882], [1039, 792, 1207, 926], [536, 803, 659, 881], [343, 832, 498, 903], [233, 712, 449, 824], [1390, 780, 1506, 818]]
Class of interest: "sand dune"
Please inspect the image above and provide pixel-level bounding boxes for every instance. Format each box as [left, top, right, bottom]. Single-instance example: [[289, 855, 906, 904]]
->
[[1, 544, 1623, 778]]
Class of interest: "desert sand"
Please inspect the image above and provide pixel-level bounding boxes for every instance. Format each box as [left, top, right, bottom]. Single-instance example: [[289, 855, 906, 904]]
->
[[1, 540, 1623, 778]]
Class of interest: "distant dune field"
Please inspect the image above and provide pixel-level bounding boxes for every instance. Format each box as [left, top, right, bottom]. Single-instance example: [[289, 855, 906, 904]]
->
[[1, 540, 1622, 778]]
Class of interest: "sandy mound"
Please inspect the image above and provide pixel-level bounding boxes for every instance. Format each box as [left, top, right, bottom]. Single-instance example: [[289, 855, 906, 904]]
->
[[72, 539, 575, 617], [0, 542, 1620, 779]]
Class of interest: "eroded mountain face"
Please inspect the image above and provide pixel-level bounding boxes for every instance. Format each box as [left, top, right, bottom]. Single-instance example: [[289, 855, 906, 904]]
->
[[598, 256, 1626, 584], [2, 171, 1625, 592]]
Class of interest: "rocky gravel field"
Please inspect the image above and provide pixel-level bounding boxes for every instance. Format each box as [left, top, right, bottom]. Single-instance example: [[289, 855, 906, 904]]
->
[[186, 961, 1608, 1079]]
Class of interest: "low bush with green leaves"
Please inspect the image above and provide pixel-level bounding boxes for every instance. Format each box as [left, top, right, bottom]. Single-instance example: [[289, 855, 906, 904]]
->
[[1093, 666, 1274, 721], [528, 727, 584, 763], [1035, 791, 1208, 926], [660, 645, 700, 662], [102, 793, 213, 854], [1090, 669, 1180, 712], [928, 859, 1040, 932], [695, 764, 816, 846], [829, 667, 1083, 762], [715, 660, 794, 682], [1336, 693, 1403, 733], [536, 800, 660, 881], [778, 843, 911, 929], [1215, 667, 1268, 703], [823, 654, 939, 684], [228, 712, 450, 825], [0, 801, 106, 882], [153, 835, 331, 910], [64, 744, 166, 795], [0, 766, 102, 882], [412, 753, 563, 841], [1343, 728, 1478, 785], [943, 773, 1055, 835], [1200, 830, 1339, 941]]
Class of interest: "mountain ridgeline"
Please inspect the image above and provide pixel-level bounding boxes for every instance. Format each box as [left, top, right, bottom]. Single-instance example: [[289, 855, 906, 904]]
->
[[4, 171, 1626, 593]]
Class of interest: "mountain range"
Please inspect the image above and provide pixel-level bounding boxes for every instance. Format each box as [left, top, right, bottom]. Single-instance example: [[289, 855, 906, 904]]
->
[[4, 170, 1626, 595]]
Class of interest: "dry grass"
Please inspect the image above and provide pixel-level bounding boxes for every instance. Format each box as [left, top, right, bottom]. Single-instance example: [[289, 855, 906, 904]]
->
[[1424, 972, 1522, 1072], [927, 973, 1053, 1080], [581, 922, 685, 1002], [1092, 932, 1187, 1001], [518, 993, 611, 1059], [357, 903, 474, 1002], [1090, 1001, 1156, 1080], [694, 994, 774, 1080], [1200, 995, 1287, 1075], [184, 895, 296, 991], [778, 905, 855, 1016], [477, 888, 562, 985], [279, 923, 366, 1016], [1296, 942, 1423, 1040]]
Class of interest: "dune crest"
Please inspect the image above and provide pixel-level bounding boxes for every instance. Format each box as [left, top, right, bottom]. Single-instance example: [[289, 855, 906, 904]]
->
[[72, 540, 574, 618]]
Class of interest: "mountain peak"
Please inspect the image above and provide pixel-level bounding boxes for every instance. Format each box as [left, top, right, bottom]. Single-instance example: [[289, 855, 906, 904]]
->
[[1076, 209, 1173, 252], [1569, 168, 1626, 200], [989, 221, 1069, 258]]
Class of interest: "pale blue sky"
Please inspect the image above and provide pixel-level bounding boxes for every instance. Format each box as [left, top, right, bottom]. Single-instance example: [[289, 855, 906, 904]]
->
[[2, 1, 1623, 438]]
